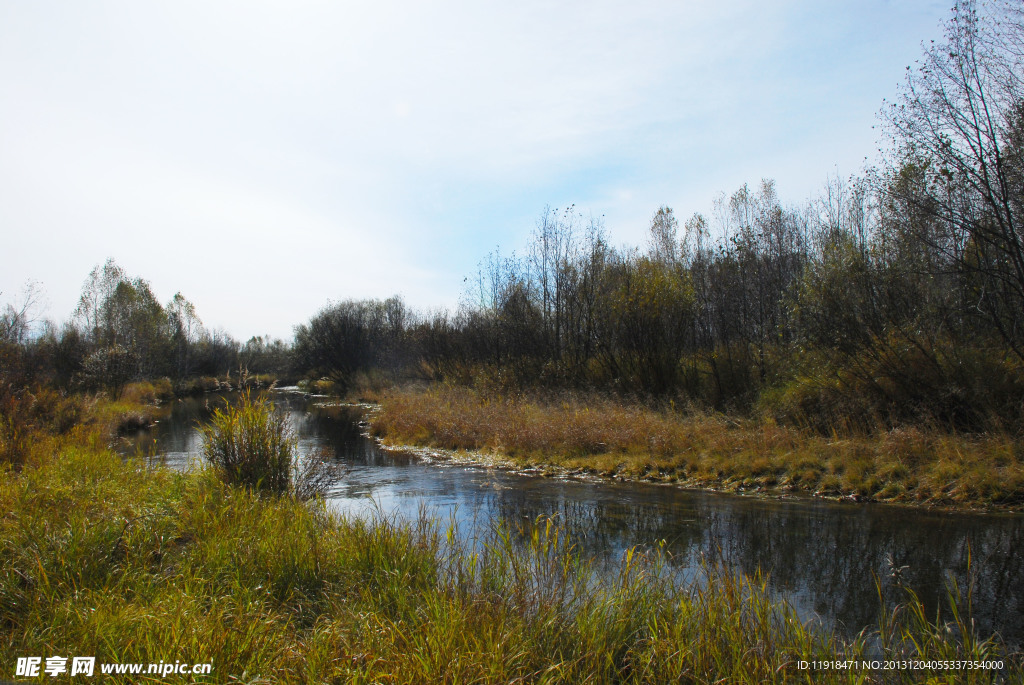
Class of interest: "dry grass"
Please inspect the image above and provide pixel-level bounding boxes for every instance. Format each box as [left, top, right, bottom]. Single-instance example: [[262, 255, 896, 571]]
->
[[372, 385, 1024, 509]]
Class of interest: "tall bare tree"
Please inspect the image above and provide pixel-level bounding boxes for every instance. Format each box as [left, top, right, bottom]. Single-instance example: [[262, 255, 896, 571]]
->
[[882, 0, 1024, 357]]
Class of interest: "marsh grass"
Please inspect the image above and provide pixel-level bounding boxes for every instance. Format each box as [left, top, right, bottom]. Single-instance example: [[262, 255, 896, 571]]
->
[[201, 391, 294, 494], [372, 386, 1024, 509], [200, 390, 333, 499]]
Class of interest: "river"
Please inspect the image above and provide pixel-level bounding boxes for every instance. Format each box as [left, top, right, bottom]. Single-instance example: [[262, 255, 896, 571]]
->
[[121, 390, 1024, 647]]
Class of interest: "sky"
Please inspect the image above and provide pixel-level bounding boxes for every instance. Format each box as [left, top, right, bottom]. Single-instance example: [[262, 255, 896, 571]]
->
[[1, 0, 951, 341]]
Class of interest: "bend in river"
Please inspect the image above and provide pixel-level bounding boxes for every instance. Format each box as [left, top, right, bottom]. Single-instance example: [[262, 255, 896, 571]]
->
[[121, 391, 1024, 647]]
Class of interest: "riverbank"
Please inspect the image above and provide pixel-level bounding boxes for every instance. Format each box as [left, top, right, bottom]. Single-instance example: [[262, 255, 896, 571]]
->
[[3, 393, 1022, 682], [369, 386, 1024, 512]]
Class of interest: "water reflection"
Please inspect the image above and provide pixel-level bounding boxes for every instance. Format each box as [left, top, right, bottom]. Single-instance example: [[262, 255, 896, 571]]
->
[[124, 391, 1024, 646]]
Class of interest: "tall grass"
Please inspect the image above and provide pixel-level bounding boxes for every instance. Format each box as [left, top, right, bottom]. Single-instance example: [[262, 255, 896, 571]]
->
[[200, 391, 294, 494], [372, 385, 1024, 508], [1, 429, 1019, 683]]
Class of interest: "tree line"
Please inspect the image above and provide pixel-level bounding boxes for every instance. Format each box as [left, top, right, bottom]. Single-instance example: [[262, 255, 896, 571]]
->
[[1, 259, 290, 397], [5, 1, 1022, 432], [295, 2, 1024, 432]]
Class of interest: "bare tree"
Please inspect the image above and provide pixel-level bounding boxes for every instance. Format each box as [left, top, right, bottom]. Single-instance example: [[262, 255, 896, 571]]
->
[[881, 0, 1024, 356], [647, 206, 679, 264], [0, 280, 45, 345]]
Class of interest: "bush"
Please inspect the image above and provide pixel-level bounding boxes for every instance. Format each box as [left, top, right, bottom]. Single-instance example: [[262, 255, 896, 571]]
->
[[0, 385, 85, 465], [79, 345, 135, 398], [760, 340, 1024, 434], [200, 391, 333, 498], [120, 379, 174, 405]]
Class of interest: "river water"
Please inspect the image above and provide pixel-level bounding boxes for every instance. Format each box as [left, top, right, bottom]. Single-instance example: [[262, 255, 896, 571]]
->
[[122, 390, 1024, 646]]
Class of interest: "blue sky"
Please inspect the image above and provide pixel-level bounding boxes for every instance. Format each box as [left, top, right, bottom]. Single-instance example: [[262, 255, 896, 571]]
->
[[1, 0, 949, 340]]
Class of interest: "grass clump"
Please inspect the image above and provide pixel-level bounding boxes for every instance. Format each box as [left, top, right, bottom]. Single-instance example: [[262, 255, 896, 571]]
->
[[200, 390, 331, 499], [201, 391, 293, 494]]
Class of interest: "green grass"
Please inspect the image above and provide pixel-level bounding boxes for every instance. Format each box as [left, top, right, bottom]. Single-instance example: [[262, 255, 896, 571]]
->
[[200, 390, 295, 494], [1, 396, 1021, 683], [371, 385, 1024, 510], [200, 390, 334, 499]]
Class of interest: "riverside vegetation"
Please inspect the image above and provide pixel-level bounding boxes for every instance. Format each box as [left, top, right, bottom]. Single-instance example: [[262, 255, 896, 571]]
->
[[371, 385, 1024, 509], [1, 385, 1021, 683]]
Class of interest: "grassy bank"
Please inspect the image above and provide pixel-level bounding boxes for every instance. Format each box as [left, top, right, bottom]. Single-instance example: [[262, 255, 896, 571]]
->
[[2, 394, 1021, 683], [370, 386, 1024, 510]]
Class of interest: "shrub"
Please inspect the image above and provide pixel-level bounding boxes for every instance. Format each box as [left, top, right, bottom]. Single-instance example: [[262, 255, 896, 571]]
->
[[200, 391, 333, 498], [78, 345, 134, 398], [762, 339, 1024, 434]]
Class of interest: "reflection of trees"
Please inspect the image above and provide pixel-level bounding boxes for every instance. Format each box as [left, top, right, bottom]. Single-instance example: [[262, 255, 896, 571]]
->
[[690, 500, 1024, 643], [484, 483, 705, 559], [121, 395, 218, 462], [296, 401, 417, 466], [481, 487, 1023, 643]]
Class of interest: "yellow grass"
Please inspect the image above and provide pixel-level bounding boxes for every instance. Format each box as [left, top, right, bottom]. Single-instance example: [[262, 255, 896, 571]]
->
[[372, 385, 1024, 509]]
